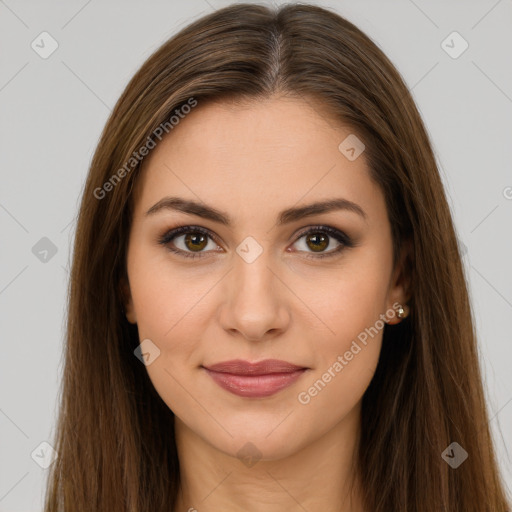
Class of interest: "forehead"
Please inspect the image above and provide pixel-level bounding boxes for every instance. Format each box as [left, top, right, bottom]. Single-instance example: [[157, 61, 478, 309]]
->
[[151, 95, 350, 167], [132, 96, 384, 226]]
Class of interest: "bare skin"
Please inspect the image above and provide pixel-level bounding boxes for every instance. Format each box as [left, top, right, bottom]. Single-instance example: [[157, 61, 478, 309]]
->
[[122, 95, 409, 512]]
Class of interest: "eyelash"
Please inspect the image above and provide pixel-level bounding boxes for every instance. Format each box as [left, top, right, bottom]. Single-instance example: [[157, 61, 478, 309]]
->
[[157, 224, 355, 260]]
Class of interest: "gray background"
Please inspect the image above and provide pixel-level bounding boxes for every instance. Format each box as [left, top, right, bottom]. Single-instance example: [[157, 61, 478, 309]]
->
[[1, 0, 511, 509]]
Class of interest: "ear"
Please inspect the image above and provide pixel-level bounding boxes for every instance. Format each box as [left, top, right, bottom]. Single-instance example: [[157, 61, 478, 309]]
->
[[386, 238, 413, 325], [119, 274, 137, 324]]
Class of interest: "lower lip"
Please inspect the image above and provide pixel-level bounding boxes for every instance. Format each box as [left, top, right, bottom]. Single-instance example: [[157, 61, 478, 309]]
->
[[204, 368, 307, 398]]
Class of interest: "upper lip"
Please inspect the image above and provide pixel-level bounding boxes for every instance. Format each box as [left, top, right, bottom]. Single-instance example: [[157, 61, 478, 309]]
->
[[203, 359, 307, 375]]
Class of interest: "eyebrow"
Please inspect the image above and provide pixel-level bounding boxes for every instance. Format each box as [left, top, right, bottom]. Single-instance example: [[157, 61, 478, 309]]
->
[[145, 196, 368, 225]]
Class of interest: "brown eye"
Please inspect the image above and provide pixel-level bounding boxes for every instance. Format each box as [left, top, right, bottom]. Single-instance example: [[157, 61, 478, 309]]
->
[[292, 226, 354, 259], [304, 232, 329, 252], [158, 224, 354, 261], [183, 232, 208, 252], [158, 225, 220, 259]]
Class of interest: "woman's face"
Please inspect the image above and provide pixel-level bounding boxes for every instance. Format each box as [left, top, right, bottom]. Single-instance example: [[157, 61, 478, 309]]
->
[[123, 95, 407, 460]]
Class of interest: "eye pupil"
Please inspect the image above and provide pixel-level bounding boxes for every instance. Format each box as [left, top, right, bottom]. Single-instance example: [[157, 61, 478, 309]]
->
[[185, 233, 207, 251], [307, 233, 329, 252]]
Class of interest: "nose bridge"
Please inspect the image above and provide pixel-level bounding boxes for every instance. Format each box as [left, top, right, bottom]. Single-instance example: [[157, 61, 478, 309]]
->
[[233, 235, 276, 300], [218, 235, 289, 339]]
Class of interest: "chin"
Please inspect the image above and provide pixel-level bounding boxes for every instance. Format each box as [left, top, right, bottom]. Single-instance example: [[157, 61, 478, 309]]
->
[[203, 424, 306, 463]]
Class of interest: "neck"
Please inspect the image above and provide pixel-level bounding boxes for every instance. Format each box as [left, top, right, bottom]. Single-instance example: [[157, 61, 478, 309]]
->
[[173, 403, 364, 512]]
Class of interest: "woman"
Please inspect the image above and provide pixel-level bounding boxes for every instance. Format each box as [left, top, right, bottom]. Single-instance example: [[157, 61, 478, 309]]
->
[[44, 3, 511, 511]]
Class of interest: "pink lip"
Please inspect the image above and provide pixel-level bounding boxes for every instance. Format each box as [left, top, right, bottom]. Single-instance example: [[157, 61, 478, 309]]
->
[[202, 359, 308, 398]]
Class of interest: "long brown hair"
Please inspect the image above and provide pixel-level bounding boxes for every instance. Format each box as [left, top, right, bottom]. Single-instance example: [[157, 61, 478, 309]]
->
[[44, 3, 511, 511]]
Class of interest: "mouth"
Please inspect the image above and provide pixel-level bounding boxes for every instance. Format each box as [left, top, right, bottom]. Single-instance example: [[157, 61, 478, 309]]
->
[[202, 359, 309, 398]]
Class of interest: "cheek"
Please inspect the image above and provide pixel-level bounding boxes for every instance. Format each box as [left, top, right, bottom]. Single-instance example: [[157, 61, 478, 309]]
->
[[294, 253, 390, 406], [127, 242, 211, 342], [296, 270, 388, 415], [296, 334, 381, 428], [126, 245, 215, 406], [298, 253, 391, 345]]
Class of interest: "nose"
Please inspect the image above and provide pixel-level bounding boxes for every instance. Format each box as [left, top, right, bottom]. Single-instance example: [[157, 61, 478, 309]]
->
[[217, 248, 291, 342]]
